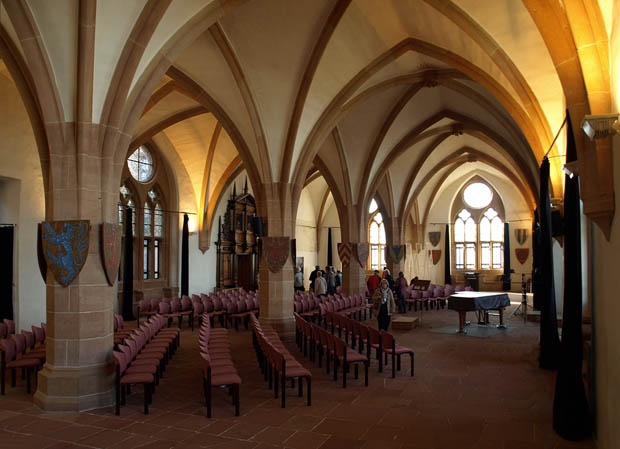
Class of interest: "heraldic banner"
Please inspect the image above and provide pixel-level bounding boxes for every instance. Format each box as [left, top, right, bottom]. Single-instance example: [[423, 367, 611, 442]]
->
[[515, 248, 529, 264], [386, 245, 405, 264], [262, 236, 290, 273], [41, 220, 90, 287], [431, 249, 441, 265], [101, 223, 122, 286], [355, 243, 369, 268], [515, 228, 528, 245], [338, 242, 352, 267], [428, 231, 441, 247]]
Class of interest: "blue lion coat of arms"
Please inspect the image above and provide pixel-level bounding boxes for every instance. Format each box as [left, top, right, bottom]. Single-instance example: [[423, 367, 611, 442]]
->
[[41, 220, 90, 286]]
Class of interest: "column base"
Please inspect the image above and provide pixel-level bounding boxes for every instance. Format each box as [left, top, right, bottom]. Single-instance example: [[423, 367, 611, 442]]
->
[[259, 316, 295, 342], [34, 364, 115, 412]]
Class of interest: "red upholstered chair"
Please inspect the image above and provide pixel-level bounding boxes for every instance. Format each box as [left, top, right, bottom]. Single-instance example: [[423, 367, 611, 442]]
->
[[1, 338, 41, 394], [113, 350, 154, 415], [266, 341, 311, 408], [180, 296, 194, 329], [0, 323, 7, 339], [380, 330, 414, 378], [3, 319, 15, 335], [330, 333, 369, 388], [367, 326, 383, 372], [159, 301, 181, 328], [202, 354, 240, 418]]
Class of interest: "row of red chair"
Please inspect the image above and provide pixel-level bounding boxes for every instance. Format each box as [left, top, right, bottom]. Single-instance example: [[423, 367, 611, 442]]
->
[[0, 323, 46, 395], [199, 314, 240, 418], [294, 313, 368, 388], [0, 319, 16, 338], [294, 294, 372, 323], [113, 315, 180, 415], [193, 294, 259, 331], [297, 312, 414, 379], [250, 314, 311, 408]]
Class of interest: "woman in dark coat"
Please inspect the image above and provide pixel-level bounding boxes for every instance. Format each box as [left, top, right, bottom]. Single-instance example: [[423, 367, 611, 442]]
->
[[373, 279, 396, 331]]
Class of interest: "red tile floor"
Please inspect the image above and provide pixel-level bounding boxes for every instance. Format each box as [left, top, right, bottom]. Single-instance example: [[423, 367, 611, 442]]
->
[[0, 304, 597, 449]]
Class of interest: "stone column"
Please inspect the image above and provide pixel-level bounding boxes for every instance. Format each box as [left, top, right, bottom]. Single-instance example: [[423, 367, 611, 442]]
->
[[34, 123, 116, 411], [342, 258, 367, 296]]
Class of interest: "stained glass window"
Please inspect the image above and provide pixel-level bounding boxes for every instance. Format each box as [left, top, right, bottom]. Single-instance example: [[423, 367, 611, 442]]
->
[[144, 203, 152, 237], [128, 146, 154, 182]]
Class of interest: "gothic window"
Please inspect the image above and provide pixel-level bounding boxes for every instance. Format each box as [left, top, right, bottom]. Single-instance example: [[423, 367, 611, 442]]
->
[[119, 184, 136, 235], [368, 199, 386, 271], [127, 146, 154, 183], [453, 181, 504, 271], [143, 188, 164, 280]]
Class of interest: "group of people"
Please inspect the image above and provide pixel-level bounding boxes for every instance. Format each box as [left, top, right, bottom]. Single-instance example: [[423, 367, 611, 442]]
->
[[294, 265, 342, 296], [367, 268, 418, 331]]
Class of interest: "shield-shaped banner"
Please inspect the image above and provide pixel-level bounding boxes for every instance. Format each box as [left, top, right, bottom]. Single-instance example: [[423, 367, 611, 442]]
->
[[386, 245, 405, 264], [428, 232, 441, 247], [101, 223, 122, 286], [515, 248, 529, 264], [432, 250, 441, 265], [41, 220, 90, 287], [514, 229, 528, 245], [262, 236, 290, 273], [355, 243, 369, 268], [337, 242, 352, 267]]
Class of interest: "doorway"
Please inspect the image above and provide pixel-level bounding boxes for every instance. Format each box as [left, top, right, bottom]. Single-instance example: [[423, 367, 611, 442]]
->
[[237, 255, 254, 291], [0, 226, 14, 320]]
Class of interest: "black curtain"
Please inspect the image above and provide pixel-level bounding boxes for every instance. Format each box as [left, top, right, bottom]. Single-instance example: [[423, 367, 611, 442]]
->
[[181, 213, 189, 297], [327, 227, 333, 267], [532, 209, 542, 310], [444, 224, 451, 285], [553, 110, 591, 440], [539, 157, 560, 370], [503, 222, 511, 290], [122, 207, 135, 321], [0, 226, 14, 321]]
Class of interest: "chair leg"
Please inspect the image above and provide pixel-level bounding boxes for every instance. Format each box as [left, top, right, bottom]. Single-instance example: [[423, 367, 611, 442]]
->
[[281, 375, 286, 408], [354, 364, 359, 380], [274, 371, 278, 399], [11, 368, 16, 387], [144, 384, 149, 414], [397, 354, 401, 371], [234, 384, 240, 416], [333, 358, 338, 381], [26, 368, 31, 394], [392, 353, 396, 378], [364, 363, 369, 386], [411, 353, 414, 377], [0, 367, 4, 395], [378, 349, 383, 373], [206, 381, 212, 418], [342, 363, 347, 388], [307, 377, 311, 406], [298, 377, 303, 397]]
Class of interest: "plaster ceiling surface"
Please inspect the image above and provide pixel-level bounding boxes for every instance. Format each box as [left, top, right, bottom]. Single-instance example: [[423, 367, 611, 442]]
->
[[162, 113, 219, 203], [28, 0, 78, 122], [304, 175, 329, 220], [135, 90, 202, 137], [207, 127, 239, 202], [336, 84, 411, 195], [0, 60, 13, 85], [218, 0, 335, 180]]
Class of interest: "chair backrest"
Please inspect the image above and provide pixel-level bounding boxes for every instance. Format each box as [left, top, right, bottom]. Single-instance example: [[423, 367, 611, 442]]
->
[[3, 319, 15, 335], [32, 325, 45, 343], [118, 344, 132, 363], [1, 338, 16, 362], [0, 323, 7, 339], [193, 300, 204, 315], [10, 333, 26, 355], [22, 331, 35, 349], [150, 298, 161, 310], [113, 350, 127, 374], [331, 334, 346, 358], [380, 330, 395, 349], [367, 326, 381, 346], [159, 301, 171, 314], [213, 297, 223, 310], [455, 285, 465, 292], [181, 296, 192, 311], [358, 323, 369, 341], [171, 298, 181, 313]]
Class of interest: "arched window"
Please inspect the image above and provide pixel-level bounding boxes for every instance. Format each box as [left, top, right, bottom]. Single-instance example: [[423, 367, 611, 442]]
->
[[143, 189, 164, 280], [368, 200, 386, 271], [453, 181, 504, 271]]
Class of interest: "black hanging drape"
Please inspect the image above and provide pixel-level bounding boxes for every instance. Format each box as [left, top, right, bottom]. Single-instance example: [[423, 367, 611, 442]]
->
[[122, 207, 135, 321], [444, 224, 451, 285], [181, 213, 189, 297], [532, 209, 542, 310], [539, 157, 560, 370], [327, 227, 333, 267], [0, 226, 14, 321], [503, 222, 511, 290], [553, 110, 591, 440]]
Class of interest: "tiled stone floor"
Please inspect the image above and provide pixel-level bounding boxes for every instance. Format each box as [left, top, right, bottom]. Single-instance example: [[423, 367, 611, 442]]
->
[[0, 304, 597, 449]]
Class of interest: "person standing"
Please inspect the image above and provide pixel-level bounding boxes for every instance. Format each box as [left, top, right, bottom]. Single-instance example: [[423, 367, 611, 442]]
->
[[396, 271, 408, 313], [384, 268, 395, 291], [366, 270, 381, 296], [294, 266, 304, 292], [373, 279, 396, 331], [314, 271, 327, 297], [309, 265, 321, 291], [327, 266, 336, 294], [336, 270, 342, 288]]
